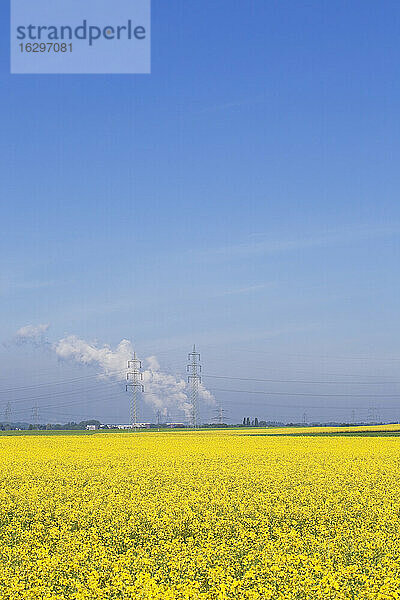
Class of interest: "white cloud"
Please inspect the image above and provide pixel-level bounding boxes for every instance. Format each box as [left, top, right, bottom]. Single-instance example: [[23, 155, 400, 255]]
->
[[16, 323, 50, 342]]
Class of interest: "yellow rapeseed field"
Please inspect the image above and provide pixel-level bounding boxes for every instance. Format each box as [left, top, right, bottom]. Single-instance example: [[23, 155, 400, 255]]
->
[[1, 430, 400, 599]]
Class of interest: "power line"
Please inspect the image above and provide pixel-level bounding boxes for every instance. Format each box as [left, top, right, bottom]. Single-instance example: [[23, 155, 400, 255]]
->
[[4, 380, 122, 405], [9, 390, 125, 416], [207, 387, 400, 409], [208, 387, 400, 398], [0, 370, 125, 394], [4, 369, 397, 401], [1, 358, 399, 397], [2, 348, 400, 426], [203, 374, 399, 385], [230, 347, 400, 362]]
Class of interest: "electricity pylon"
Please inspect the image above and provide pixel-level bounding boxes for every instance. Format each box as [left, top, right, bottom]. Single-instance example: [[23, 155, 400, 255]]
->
[[4, 402, 11, 430], [214, 401, 226, 426], [126, 352, 144, 431], [187, 345, 201, 428], [31, 402, 39, 429]]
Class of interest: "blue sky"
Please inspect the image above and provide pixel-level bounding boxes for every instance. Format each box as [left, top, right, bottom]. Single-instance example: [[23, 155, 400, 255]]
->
[[1, 1, 400, 424]]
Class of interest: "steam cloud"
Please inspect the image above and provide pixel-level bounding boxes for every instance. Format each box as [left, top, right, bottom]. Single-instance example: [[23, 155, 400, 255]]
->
[[15, 323, 50, 343], [14, 324, 215, 418], [53, 334, 215, 418]]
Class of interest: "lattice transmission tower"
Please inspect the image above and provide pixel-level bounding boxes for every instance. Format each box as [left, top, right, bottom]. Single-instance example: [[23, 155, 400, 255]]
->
[[31, 402, 39, 430], [214, 401, 226, 426], [126, 352, 144, 431], [187, 345, 201, 428], [4, 401, 11, 430]]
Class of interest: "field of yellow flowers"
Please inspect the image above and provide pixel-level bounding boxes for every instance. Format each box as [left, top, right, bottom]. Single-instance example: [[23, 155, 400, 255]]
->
[[1, 430, 400, 599]]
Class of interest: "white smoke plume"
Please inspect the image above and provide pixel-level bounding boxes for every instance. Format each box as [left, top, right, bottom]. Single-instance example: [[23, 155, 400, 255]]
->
[[53, 335, 214, 418], [15, 323, 50, 344], [13, 325, 215, 418], [54, 335, 131, 378]]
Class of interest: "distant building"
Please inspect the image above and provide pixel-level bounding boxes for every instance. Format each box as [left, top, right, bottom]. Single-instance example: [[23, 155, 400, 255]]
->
[[86, 425, 97, 430], [108, 423, 151, 430], [166, 423, 186, 428]]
